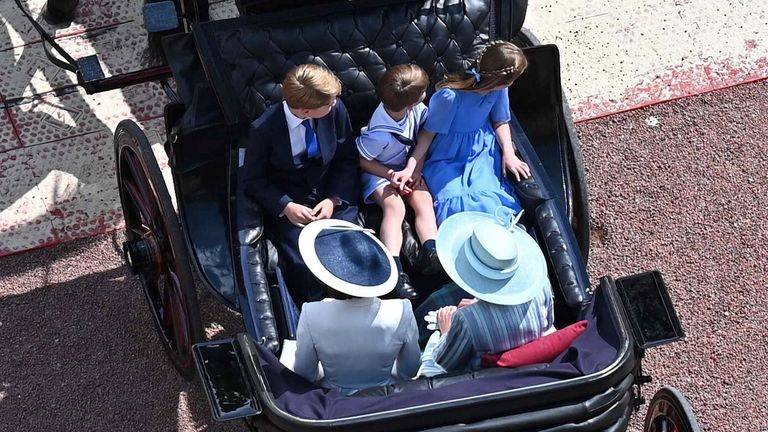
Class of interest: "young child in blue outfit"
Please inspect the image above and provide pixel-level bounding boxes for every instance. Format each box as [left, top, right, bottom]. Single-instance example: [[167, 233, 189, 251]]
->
[[405, 41, 532, 224], [357, 65, 441, 300]]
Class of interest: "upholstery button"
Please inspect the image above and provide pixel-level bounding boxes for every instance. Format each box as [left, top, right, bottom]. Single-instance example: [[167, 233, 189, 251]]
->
[[346, 89, 354, 96], [425, 36, 431, 42], [436, 57, 442, 62], [450, 33, 456, 39], [357, 65, 364, 71], [474, 30, 480, 36], [396, 40, 403, 47]]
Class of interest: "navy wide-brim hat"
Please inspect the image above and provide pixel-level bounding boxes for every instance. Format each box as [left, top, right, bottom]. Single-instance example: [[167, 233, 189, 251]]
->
[[298, 219, 398, 298]]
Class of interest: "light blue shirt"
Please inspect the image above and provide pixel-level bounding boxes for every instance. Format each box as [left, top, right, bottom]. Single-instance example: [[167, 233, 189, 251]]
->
[[356, 102, 427, 165], [294, 297, 421, 395]]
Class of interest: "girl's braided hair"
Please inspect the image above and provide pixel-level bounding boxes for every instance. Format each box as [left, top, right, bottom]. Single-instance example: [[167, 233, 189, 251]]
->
[[437, 40, 528, 91]]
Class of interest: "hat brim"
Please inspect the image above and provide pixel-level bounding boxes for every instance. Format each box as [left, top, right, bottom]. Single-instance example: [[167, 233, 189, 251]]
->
[[298, 219, 398, 298], [436, 212, 546, 305]]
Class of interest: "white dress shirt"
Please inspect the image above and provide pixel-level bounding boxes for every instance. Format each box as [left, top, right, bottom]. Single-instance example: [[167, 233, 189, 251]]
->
[[293, 297, 421, 395], [283, 101, 314, 165]]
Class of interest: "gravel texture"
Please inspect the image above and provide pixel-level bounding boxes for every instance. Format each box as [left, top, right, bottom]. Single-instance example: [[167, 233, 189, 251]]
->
[[578, 79, 768, 431], [0, 232, 245, 432], [1, 80, 766, 431]]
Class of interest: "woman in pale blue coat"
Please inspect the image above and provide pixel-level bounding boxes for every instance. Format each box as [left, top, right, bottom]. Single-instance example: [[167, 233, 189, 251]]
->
[[292, 219, 421, 395]]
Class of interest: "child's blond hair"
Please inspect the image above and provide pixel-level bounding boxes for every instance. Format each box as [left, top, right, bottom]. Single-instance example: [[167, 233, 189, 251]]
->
[[282, 64, 342, 109], [438, 40, 527, 92], [377, 64, 429, 112]]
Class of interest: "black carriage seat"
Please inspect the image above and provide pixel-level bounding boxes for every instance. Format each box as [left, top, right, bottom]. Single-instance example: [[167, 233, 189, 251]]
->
[[173, 0, 591, 353]]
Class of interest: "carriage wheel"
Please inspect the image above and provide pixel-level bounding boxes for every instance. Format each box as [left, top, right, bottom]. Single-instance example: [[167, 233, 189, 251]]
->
[[644, 387, 702, 432], [114, 119, 203, 379]]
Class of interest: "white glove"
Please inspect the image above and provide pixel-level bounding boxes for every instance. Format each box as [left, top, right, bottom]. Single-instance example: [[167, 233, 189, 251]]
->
[[424, 310, 438, 331]]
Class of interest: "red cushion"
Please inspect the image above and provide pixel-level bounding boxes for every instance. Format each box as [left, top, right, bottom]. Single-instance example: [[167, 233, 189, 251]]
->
[[481, 320, 589, 369]]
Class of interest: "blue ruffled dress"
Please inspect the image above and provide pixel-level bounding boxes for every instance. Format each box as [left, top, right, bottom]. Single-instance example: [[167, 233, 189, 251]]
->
[[422, 88, 523, 224]]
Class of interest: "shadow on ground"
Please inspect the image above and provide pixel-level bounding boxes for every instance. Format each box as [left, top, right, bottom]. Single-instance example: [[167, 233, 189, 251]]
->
[[0, 233, 246, 431]]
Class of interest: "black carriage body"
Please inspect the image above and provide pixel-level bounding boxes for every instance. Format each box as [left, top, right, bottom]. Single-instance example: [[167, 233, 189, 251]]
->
[[153, 0, 681, 430], [196, 276, 643, 431]]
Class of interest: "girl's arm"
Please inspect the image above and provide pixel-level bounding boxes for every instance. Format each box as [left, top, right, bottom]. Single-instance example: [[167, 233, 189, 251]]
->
[[494, 121, 530, 181], [392, 129, 436, 188]]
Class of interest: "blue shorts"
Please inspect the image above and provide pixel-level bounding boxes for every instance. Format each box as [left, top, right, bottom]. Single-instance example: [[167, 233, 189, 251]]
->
[[360, 162, 405, 204]]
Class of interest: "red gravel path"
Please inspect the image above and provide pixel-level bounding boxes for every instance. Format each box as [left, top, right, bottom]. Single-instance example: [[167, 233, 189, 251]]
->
[[579, 79, 768, 431], [1, 80, 766, 431]]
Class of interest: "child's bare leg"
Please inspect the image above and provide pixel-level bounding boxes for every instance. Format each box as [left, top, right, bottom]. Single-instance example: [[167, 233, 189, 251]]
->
[[372, 185, 417, 299], [405, 183, 437, 243], [405, 182, 442, 274], [372, 185, 406, 255]]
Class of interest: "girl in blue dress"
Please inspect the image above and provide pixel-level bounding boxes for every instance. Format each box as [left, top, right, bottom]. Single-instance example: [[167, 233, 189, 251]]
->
[[404, 40, 532, 224]]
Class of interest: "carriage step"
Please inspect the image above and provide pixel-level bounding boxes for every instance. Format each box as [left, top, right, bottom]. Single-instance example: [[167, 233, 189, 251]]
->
[[193, 339, 261, 421], [143, 1, 179, 33], [615, 271, 685, 349]]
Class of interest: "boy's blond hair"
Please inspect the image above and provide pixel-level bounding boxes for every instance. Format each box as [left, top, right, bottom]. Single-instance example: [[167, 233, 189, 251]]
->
[[282, 64, 342, 109], [377, 64, 429, 112]]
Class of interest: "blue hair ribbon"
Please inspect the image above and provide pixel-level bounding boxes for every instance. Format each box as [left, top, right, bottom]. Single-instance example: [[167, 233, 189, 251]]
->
[[466, 67, 481, 82]]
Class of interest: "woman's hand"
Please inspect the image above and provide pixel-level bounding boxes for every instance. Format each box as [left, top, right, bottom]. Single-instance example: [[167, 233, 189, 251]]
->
[[437, 306, 457, 334], [503, 153, 531, 182]]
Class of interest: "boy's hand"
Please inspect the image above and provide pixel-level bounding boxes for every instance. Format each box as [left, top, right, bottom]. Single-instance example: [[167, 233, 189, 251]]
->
[[457, 298, 478, 309], [283, 202, 316, 227], [390, 168, 414, 194], [311, 198, 336, 220], [503, 153, 531, 182]]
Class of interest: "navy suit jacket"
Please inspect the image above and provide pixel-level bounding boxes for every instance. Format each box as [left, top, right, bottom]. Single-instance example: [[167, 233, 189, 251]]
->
[[239, 98, 360, 222]]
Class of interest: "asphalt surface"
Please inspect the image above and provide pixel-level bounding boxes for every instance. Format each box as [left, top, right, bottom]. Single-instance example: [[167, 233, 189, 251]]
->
[[1, 80, 766, 431]]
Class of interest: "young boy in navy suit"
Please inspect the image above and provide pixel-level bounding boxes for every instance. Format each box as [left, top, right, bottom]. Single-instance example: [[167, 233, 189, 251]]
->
[[239, 64, 360, 306]]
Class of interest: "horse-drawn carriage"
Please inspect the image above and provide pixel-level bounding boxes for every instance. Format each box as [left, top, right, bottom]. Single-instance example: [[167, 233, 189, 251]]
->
[[20, 0, 701, 430]]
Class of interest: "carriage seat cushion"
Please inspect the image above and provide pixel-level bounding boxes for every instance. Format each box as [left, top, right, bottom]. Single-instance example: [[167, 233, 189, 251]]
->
[[352, 363, 549, 397], [481, 320, 588, 369]]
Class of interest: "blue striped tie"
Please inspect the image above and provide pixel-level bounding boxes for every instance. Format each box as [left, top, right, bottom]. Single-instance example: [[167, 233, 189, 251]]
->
[[302, 119, 320, 159]]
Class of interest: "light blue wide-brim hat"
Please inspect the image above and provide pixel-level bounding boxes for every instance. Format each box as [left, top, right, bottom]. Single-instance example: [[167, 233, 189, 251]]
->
[[436, 210, 547, 305], [298, 219, 398, 298]]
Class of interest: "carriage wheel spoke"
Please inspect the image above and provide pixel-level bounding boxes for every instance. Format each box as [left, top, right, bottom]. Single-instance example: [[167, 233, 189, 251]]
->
[[116, 122, 201, 378]]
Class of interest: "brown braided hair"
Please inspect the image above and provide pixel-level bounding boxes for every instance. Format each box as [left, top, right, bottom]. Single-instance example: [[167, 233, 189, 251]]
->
[[437, 40, 528, 92]]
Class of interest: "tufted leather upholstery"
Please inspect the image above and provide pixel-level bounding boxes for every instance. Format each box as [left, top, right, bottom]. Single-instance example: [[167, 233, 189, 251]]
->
[[181, 0, 592, 353], [193, 0, 500, 129], [242, 240, 281, 352], [535, 200, 590, 316]]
